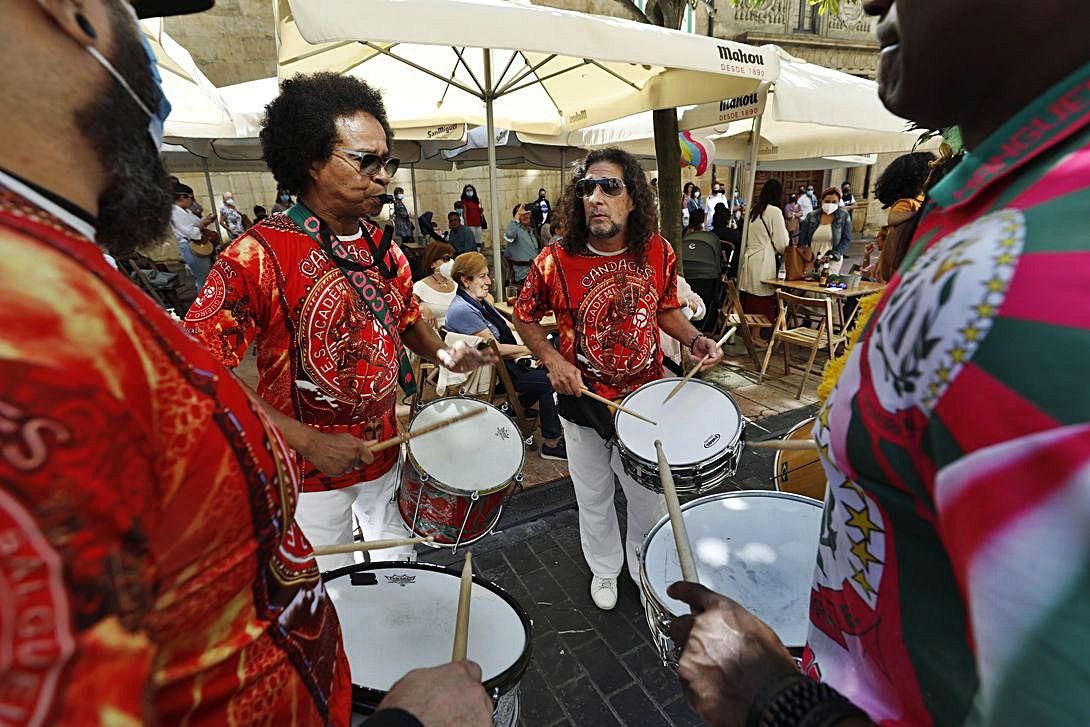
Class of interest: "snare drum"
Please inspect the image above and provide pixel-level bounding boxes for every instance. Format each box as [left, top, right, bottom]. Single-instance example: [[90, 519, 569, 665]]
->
[[615, 378, 744, 494], [325, 562, 531, 727], [773, 417, 828, 501], [637, 491, 823, 667], [398, 398, 524, 548]]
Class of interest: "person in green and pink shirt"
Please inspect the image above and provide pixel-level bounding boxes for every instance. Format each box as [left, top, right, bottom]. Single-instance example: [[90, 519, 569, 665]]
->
[[668, 1, 1090, 724]]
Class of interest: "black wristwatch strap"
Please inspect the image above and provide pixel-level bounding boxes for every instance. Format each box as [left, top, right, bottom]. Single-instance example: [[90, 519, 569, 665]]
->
[[746, 673, 868, 727]]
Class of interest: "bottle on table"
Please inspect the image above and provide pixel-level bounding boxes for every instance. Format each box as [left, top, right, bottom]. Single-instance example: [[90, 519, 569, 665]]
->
[[818, 262, 831, 287]]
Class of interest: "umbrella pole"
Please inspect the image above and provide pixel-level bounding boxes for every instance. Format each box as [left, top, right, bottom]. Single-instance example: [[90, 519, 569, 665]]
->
[[202, 158, 224, 243], [410, 162, 419, 221], [735, 83, 768, 289], [483, 49, 504, 297]]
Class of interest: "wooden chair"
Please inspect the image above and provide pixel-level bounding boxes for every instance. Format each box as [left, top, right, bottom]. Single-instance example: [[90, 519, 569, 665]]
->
[[759, 291, 849, 398], [408, 318, 446, 414], [717, 279, 773, 370]]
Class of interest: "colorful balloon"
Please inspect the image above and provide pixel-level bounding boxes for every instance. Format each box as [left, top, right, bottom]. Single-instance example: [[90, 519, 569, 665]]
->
[[679, 131, 716, 176]]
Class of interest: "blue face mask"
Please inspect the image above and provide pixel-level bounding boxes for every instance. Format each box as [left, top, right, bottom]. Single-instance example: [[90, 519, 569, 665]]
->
[[84, 7, 172, 149]]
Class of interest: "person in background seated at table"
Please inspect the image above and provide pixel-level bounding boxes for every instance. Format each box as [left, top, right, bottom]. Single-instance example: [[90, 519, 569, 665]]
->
[[799, 186, 853, 274], [866, 150, 936, 282], [170, 182, 214, 291], [446, 208, 477, 253], [253, 204, 268, 223], [413, 241, 457, 328], [446, 252, 566, 461], [503, 203, 538, 286]]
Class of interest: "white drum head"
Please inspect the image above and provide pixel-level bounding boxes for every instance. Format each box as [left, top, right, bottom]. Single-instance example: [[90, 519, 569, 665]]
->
[[643, 492, 822, 648], [616, 379, 741, 465], [326, 566, 528, 691], [409, 399, 523, 493]]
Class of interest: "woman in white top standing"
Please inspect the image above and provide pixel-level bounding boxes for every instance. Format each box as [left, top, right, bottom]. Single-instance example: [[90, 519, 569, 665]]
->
[[739, 178, 789, 325], [799, 186, 853, 275], [412, 241, 457, 328]]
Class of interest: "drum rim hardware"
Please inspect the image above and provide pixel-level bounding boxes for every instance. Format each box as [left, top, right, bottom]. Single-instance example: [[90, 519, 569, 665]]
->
[[406, 397, 526, 497], [637, 490, 824, 668], [322, 561, 534, 714], [615, 377, 745, 467]]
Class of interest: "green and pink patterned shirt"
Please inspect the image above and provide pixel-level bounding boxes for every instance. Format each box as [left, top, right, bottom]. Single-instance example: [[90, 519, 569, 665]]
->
[[804, 59, 1090, 725]]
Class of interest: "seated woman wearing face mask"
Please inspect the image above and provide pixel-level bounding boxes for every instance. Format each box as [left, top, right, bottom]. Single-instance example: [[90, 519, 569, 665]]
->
[[412, 242, 457, 328], [445, 253, 566, 461], [798, 186, 853, 274]]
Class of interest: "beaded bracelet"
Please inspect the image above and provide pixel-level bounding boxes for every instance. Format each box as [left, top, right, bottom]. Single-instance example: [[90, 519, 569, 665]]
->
[[688, 333, 704, 351], [746, 673, 869, 727]]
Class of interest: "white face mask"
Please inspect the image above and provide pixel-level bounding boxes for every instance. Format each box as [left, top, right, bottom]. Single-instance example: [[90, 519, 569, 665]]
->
[[822, 203, 839, 215], [438, 260, 454, 278], [396, 194, 404, 200]]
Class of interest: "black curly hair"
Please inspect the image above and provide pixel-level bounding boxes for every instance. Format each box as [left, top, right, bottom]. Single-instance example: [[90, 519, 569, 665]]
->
[[874, 151, 936, 208], [260, 73, 394, 196], [556, 148, 659, 263]]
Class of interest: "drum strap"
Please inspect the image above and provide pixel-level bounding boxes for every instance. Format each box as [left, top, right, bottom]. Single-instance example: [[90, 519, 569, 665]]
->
[[557, 393, 615, 441]]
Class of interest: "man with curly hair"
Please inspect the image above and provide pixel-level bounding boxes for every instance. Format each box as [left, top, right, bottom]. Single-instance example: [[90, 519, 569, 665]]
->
[[514, 148, 723, 610], [185, 73, 493, 570]]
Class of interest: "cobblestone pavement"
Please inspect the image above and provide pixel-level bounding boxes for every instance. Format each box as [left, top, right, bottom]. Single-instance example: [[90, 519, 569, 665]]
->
[[418, 405, 819, 726]]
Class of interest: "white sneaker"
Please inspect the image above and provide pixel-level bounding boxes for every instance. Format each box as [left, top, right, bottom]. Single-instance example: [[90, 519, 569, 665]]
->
[[590, 576, 618, 610]]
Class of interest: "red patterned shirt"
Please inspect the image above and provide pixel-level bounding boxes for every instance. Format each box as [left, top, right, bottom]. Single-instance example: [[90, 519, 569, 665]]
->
[[514, 235, 681, 400], [185, 214, 420, 491], [0, 179, 350, 725]]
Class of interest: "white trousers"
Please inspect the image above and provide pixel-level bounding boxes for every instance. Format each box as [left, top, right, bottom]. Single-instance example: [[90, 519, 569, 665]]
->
[[561, 417, 667, 586], [294, 464, 412, 572]]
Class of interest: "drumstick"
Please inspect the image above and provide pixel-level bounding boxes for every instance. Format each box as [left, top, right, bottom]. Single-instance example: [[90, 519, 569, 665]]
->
[[655, 440, 698, 584], [452, 552, 473, 661], [370, 406, 488, 453], [662, 328, 737, 404], [579, 387, 658, 426], [312, 536, 434, 556], [750, 438, 818, 452]]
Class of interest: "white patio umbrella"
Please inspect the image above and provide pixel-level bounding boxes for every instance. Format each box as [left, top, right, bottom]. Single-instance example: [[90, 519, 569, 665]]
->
[[427, 125, 587, 171], [275, 0, 779, 289], [140, 18, 236, 138]]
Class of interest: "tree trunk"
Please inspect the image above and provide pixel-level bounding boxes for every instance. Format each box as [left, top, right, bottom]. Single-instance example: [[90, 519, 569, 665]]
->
[[653, 107, 683, 271], [648, 0, 686, 271]]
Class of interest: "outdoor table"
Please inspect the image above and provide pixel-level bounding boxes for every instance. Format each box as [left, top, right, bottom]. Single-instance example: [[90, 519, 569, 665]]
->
[[760, 278, 886, 330]]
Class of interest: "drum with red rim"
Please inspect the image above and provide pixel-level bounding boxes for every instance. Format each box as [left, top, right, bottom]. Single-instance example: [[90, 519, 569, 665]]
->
[[397, 398, 524, 548]]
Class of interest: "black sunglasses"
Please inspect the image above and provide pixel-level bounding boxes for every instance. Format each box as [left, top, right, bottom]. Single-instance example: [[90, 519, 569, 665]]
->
[[574, 177, 626, 198], [334, 148, 401, 177]]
